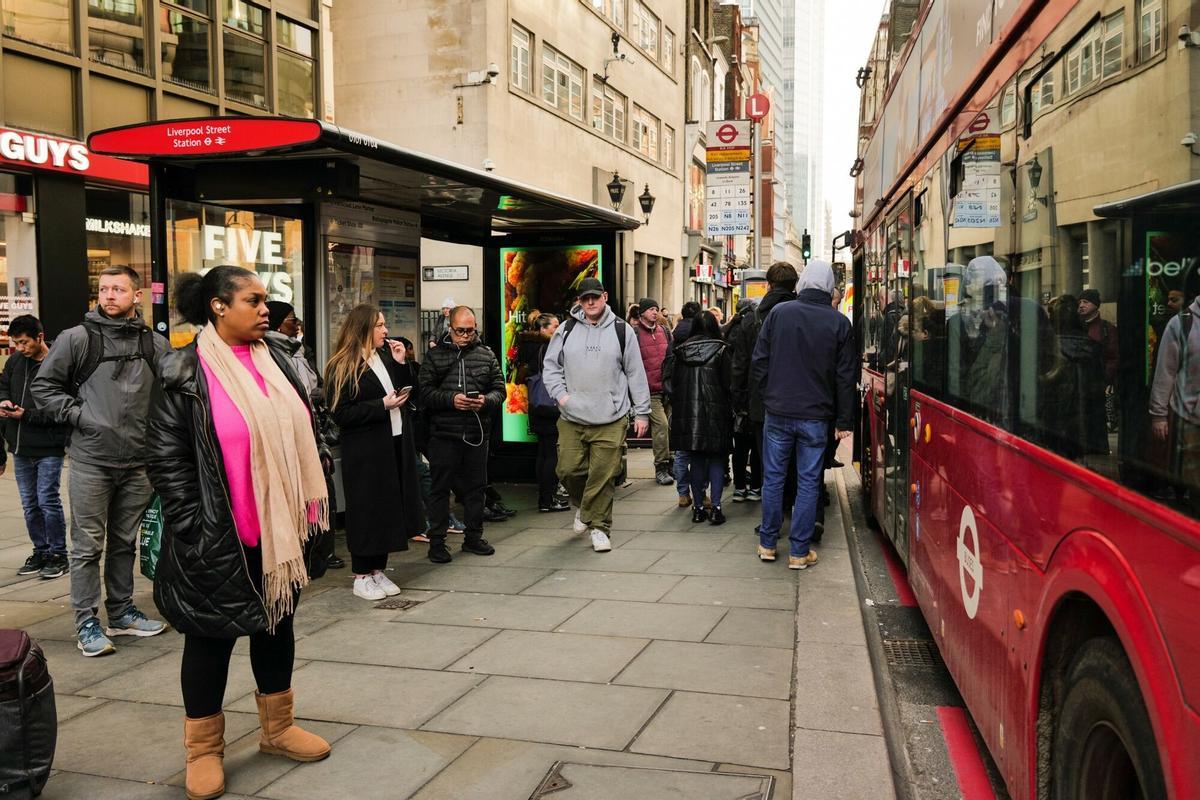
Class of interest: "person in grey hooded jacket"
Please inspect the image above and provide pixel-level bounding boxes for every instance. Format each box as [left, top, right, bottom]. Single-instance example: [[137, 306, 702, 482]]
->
[[541, 278, 650, 552], [33, 265, 171, 657]]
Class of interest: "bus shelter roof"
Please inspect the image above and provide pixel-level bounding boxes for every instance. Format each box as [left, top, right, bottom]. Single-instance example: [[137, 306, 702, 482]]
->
[[1094, 179, 1200, 218], [88, 117, 640, 244]]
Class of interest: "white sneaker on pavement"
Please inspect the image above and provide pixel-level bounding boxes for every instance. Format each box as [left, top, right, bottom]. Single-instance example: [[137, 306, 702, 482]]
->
[[590, 529, 612, 552], [372, 571, 402, 597], [353, 575, 386, 601], [573, 510, 588, 535]]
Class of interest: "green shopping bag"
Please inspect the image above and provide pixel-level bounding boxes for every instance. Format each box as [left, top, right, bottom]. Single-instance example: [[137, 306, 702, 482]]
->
[[138, 495, 164, 580]]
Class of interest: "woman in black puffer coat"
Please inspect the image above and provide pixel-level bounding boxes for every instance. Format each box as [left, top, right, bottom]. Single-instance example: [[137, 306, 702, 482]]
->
[[664, 311, 733, 525]]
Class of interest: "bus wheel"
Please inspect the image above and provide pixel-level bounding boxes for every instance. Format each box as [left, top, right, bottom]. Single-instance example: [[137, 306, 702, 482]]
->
[[1052, 637, 1166, 800]]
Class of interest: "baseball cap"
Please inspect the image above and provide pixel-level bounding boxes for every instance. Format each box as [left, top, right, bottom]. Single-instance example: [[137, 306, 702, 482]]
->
[[577, 278, 605, 298]]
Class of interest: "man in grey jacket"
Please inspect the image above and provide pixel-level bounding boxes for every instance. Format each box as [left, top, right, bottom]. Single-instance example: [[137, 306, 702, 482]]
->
[[541, 278, 651, 552], [33, 265, 171, 657]]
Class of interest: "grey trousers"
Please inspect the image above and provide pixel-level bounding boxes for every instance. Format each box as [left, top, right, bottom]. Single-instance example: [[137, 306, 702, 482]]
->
[[67, 459, 154, 629]]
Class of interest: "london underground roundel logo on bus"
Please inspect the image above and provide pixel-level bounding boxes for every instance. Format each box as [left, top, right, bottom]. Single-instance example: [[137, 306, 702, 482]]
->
[[957, 505, 983, 619]]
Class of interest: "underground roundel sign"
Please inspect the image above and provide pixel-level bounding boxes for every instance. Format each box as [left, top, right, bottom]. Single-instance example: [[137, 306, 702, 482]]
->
[[957, 505, 983, 619]]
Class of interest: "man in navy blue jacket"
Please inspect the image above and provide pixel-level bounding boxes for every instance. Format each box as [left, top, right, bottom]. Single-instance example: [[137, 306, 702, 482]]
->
[[751, 260, 855, 569]]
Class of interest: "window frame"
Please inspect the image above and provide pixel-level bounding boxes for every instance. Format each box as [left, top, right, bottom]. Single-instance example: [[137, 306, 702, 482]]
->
[[275, 15, 316, 117], [541, 43, 585, 120], [591, 78, 626, 142], [1139, 0, 1163, 62], [161, 0, 214, 93], [663, 124, 675, 169], [220, 0, 269, 109], [511, 22, 532, 92], [631, 1, 659, 60], [1102, 11, 1124, 78], [662, 27, 675, 74], [631, 103, 659, 161]]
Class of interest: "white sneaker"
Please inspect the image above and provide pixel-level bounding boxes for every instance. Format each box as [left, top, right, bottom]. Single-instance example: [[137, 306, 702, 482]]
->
[[590, 529, 612, 552], [353, 575, 386, 601], [573, 511, 588, 535], [372, 572, 402, 597]]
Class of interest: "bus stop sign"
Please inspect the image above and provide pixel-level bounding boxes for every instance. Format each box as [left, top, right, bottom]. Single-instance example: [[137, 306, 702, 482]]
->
[[746, 93, 770, 122]]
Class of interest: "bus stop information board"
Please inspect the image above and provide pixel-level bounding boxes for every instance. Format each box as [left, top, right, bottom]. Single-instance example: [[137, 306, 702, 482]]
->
[[704, 121, 751, 236]]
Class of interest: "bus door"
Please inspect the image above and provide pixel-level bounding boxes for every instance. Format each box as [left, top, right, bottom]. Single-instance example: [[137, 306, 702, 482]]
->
[[882, 198, 913, 557]]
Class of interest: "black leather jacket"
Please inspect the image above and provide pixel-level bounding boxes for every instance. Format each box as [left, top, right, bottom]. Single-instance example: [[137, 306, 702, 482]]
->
[[418, 333, 506, 441], [663, 336, 733, 454], [147, 338, 326, 638]]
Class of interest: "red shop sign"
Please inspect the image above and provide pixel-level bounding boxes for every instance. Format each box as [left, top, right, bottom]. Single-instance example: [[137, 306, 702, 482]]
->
[[0, 127, 146, 187]]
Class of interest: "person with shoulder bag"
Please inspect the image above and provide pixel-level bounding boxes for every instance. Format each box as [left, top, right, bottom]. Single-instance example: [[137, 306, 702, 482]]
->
[[148, 267, 333, 800]]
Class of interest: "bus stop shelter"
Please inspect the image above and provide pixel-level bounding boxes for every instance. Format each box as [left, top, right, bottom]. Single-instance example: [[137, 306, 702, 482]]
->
[[88, 117, 639, 476]]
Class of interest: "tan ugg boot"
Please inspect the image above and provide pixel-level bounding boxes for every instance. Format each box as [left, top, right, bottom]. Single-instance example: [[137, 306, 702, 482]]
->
[[183, 712, 226, 800], [255, 688, 331, 762]]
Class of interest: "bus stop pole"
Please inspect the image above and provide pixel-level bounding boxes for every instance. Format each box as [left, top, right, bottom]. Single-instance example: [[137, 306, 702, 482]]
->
[[752, 122, 760, 273]]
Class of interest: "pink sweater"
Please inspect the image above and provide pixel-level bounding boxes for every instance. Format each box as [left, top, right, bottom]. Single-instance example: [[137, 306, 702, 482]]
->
[[200, 347, 268, 547]]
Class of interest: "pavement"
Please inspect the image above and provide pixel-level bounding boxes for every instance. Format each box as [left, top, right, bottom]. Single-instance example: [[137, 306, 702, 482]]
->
[[0, 450, 895, 800]]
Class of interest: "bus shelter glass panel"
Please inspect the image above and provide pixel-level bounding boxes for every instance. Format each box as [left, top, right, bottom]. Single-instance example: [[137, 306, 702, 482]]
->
[[325, 241, 419, 360], [164, 198, 302, 346]]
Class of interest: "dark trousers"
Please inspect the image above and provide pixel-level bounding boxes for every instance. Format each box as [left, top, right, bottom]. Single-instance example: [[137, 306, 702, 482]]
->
[[732, 428, 761, 490], [179, 547, 293, 718], [351, 553, 388, 573], [536, 428, 560, 507], [428, 436, 489, 542]]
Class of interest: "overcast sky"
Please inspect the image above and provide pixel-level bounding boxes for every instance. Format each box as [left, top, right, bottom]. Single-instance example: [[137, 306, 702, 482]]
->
[[822, 0, 888, 234]]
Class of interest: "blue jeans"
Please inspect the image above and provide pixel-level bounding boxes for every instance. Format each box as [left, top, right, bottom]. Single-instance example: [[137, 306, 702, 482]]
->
[[13, 455, 66, 555], [760, 414, 827, 556], [688, 453, 726, 509], [673, 450, 691, 497]]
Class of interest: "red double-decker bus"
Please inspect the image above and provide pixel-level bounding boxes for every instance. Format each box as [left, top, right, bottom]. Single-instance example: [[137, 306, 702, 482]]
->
[[854, 1, 1200, 798]]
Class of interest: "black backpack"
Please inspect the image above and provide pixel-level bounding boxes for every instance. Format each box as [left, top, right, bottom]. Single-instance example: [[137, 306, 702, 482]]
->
[[0, 630, 56, 798], [71, 319, 158, 395]]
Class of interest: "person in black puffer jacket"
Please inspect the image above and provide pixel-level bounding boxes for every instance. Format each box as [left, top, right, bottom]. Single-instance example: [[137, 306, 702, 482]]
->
[[663, 311, 732, 525], [149, 267, 333, 800], [418, 306, 506, 563]]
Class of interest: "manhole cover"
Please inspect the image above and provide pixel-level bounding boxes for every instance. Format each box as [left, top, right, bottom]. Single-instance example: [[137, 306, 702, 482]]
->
[[374, 598, 422, 611], [529, 762, 773, 799], [882, 637, 941, 668]]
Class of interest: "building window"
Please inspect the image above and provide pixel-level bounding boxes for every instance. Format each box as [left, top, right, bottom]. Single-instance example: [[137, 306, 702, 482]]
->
[[86, 187, 152, 322], [689, 56, 702, 120], [542, 44, 584, 120], [588, 0, 624, 31], [1139, 0, 1162, 61], [663, 124, 675, 169], [1064, 23, 1101, 96], [276, 17, 315, 117], [222, 0, 266, 107], [161, 2, 211, 92], [632, 104, 658, 160], [591, 79, 625, 142], [700, 71, 711, 121], [1, 0, 73, 52], [631, 1, 658, 59], [1000, 84, 1016, 127], [1032, 72, 1054, 115], [88, 0, 147, 74], [511, 22, 531, 92], [1102, 11, 1124, 78], [662, 27, 674, 74]]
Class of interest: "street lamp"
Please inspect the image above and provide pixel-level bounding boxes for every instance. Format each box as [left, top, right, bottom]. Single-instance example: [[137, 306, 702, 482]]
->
[[638, 183, 656, 223], [606, 172, 627, 211], [1028, 155, 1048, 206]]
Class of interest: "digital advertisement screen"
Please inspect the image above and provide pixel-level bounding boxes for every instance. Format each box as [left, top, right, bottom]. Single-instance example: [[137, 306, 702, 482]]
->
[[499, 244, 602, 443]]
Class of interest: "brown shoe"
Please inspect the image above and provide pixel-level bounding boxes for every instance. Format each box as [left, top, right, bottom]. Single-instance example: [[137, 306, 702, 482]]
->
[[757, 545, 777, 562], [255, 688, 332, 762], [678, 493, 691, 508], [789, 551, 819, 570], [184, 712, 225, 800]]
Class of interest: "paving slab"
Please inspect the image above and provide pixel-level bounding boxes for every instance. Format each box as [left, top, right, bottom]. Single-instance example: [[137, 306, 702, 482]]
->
[[53, 699, 259, 782], [609, 513, 699, 531], [792, 642, 883, 736], [704, 607, 797, 649], [496, 527, 591, 548], [401, 564, 552, 594], [556, 599, 727, 642], [617, 531, 737, 552], [226, 660, 483, 728], [793, 585, 870, 647], [506, 545, 667, 573], [790, 729, 893, 799], [648, 551, 801, 580], [630, 691, 791, 770], [299, 573, 437, 617], [717, 763, 793, 799], [421, 675, 668, 749], [53, 694, 107, 724], [659, 575, 797, 610], [528, 762, 775, 799], [38, 637, 166, 694], [447, 629, 648, 683], [0, 574, 73, 601], [520, 569, 683, 602], [395, 591, 588, 631], [295, 619, 499, 669], [409, 737, 713, 800], [41, 771, 195, 799], [615, 640, 793, 700], [257, 727, 475, 800], [78, 650, 266, 708], [0, 599, 70, 628]]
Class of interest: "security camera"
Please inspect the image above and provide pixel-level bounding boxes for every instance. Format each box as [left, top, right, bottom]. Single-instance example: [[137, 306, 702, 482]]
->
[[1182, 132, 1197, 147], [1179, 25, 1191, 41], [482, 158, 496, 172], [486, 62, 500, 79], [1178, 25, 1200, 47]]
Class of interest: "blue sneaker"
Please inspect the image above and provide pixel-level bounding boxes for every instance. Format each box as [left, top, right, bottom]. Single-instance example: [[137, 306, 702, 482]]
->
[[77, 618, 115, 657], [106, 606, 167, 638]]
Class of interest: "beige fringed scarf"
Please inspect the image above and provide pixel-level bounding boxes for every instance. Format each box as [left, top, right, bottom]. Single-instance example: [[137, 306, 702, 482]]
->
[[197, 325, 329, 632]]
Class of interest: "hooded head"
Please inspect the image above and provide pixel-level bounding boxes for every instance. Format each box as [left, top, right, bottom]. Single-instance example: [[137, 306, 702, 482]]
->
[[797, 259, 835, 295]]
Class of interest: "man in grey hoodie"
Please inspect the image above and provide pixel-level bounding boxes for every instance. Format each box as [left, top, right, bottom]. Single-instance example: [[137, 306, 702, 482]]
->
[[34, 265, 171, 657], [541, 278, 651, 552]]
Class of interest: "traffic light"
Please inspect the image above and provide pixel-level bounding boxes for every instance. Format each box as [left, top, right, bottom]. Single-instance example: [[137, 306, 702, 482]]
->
[[802, 229, 812, 262]]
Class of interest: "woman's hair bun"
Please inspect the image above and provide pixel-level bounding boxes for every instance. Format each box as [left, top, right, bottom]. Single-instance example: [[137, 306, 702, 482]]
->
[[173, 272, 209, 326]]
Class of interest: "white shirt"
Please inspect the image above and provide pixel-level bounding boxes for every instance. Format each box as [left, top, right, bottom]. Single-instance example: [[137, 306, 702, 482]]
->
[[367, 352, 404, 436]]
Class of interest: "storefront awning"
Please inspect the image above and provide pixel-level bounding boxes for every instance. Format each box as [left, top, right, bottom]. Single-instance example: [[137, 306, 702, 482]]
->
[[88, 117, 640, 244], [1094, 179, 1200, 218]]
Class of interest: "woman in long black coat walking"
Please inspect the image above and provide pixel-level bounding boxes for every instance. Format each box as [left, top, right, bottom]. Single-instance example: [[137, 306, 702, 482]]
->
[[664, 311, 733, 525], [325, 304, 423, 601]]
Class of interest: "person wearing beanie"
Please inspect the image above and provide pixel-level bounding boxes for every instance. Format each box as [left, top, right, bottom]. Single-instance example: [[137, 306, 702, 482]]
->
[[632, 297, 675, 485], [429, 297, 457, 349], [264, 301, 318, 400], [1077, 289, 1118, 387]]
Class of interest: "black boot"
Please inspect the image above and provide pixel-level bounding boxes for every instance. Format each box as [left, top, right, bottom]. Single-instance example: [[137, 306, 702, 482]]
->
[[709, 507, 726, 526], [428, 538, 453, 564], [462, 537, 495, 556], [692, 507, 709, 523]]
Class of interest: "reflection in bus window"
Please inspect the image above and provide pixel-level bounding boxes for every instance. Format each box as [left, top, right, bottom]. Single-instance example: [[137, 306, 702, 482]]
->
[[946, 255, 1010, 427]]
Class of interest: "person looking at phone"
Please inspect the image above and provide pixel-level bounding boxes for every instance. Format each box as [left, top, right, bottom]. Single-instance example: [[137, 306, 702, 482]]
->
[[418, 306, 506, 563], [325, 305, 424, 600]]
